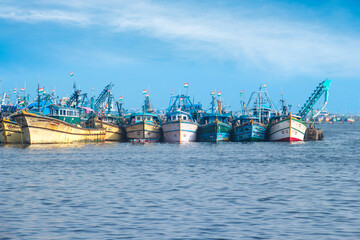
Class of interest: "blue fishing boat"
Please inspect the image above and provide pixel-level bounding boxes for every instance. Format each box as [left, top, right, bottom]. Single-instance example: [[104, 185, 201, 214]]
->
[[198, 92, 232, 142], [232, 86, 277, 142], [232, 115, 266, 141]]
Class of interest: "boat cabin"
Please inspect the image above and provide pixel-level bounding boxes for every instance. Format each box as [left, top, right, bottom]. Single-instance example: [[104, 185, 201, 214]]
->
[[233, 115, 260, 125], [200, 114, 230, 125], [100, 115, 124, 125], [269, 113, 302, 125], [48, 105, 80, 125], [251, 105, 277, 124], [166, 111, 192, 122], [128, 113, 161, 125]]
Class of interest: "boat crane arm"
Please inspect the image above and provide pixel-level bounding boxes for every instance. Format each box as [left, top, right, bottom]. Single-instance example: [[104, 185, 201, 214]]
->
[[93, 83, 114, 114], [298, 79, 332, 120]]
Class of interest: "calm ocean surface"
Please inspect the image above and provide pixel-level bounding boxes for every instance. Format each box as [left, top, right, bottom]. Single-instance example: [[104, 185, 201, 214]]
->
[[0, 123, 359, 239]]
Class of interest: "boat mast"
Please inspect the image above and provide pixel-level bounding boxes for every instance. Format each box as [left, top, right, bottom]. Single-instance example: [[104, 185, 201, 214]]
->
[[37, 74, 40, 113]]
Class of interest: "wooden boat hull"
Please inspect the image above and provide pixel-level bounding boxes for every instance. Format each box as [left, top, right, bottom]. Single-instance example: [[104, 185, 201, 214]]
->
[[267, 116, 307, 142], [233, 121, 266, 142], [199, 121, 231, 142], [12, 111, 106, 144], [95, 119, 125, 142], [162, 120, 198, 143], [125, 121, 161, 142], [0, 118, 24, 144]]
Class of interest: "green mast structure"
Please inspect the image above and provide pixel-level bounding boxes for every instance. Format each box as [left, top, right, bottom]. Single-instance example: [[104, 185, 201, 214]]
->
[[298, 79, 332, 125]]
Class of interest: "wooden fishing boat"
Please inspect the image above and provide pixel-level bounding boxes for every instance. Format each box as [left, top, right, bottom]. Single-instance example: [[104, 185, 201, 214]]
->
[[267, 113, 307, 141], [232, 87, 276, 142], [198, 94, 231, 142], [232, 116, 266, 142], [124, 93, 161, 142], [87, 115, 126, 142], [0, 117, 24, 144], [12, 105, 105, 144], [162, 111, 198, 143], [162, 94, 200, 143]]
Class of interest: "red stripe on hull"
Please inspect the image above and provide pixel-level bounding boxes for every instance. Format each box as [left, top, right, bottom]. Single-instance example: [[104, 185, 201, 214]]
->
[[275, 137, 302, 142]]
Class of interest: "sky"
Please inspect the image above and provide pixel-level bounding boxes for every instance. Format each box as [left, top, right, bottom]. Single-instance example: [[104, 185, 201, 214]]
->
[[0, 0, 360, 114]]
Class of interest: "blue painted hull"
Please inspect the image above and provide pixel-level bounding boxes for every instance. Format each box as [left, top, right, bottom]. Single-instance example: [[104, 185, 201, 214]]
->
[[199, 121, 232, 142], [233, 122, 266, 142]]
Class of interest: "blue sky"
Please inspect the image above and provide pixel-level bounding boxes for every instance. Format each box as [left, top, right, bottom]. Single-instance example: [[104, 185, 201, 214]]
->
[[0, 0, 359, 113]]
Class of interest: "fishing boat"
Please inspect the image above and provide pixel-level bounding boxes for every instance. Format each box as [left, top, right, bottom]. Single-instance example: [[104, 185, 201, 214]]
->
[[267, 90, 307, 141], [12, 104, 106, 144], [233, 87, 276, 142], [162, 94, 200, 143], [125, 92, 161, 142], [269, 79, 332, 142], [198, 92, 231, 142], [86, 84, 126, 142], [232, 115, 266, 142], [0, 117, 24, 144], [267, 113, 307, 141], [88, 115, 126, 142]]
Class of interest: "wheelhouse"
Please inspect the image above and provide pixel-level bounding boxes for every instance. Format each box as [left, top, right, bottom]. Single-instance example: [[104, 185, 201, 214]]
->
[[128, 113, 161, 125], [233, 115, 259, 125], [47, 105, 80, 124], [166, 111, 192, 122], [200, 114, 230, 125]]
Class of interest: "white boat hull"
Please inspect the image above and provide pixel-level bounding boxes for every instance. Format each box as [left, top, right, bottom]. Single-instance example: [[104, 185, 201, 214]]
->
[[162, 120, 198, 143], [268, 116, 307, 142]]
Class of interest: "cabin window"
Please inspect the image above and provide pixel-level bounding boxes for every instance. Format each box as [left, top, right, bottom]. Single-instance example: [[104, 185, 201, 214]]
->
[[172, 116, 175, 121], [177, 116, 180, 120], [55, 109, 59, 115], [183, 116, 187, 120], [136, 117, 140, 121], [60, 110, 63, 115], [147, 117, 151, 121]]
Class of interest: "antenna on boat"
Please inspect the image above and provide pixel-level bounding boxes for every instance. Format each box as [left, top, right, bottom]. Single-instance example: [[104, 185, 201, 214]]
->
[[37, 73, 40, 112]]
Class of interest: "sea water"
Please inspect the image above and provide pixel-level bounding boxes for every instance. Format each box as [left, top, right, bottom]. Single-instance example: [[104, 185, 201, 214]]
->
[[0, 123, 359, 239]]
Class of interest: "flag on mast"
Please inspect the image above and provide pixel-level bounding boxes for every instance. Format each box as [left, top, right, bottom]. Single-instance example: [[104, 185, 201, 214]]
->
[[184, 83, 189, 88], [210, 91, 215, 95], [119, 96, 123, 101], [217, 91, 221, 97], [263, 84, 267, 88], [13, 88, 17, 93], [142, 89, 147, 95], [20, 88, 25, 92], [69, 72, 74, 76], [38, 87, 44, 93]]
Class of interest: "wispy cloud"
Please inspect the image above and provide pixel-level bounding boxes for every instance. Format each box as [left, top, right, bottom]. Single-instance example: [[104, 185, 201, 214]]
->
[[1, 0, 359, 77], [0, 5, 90, 25]]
